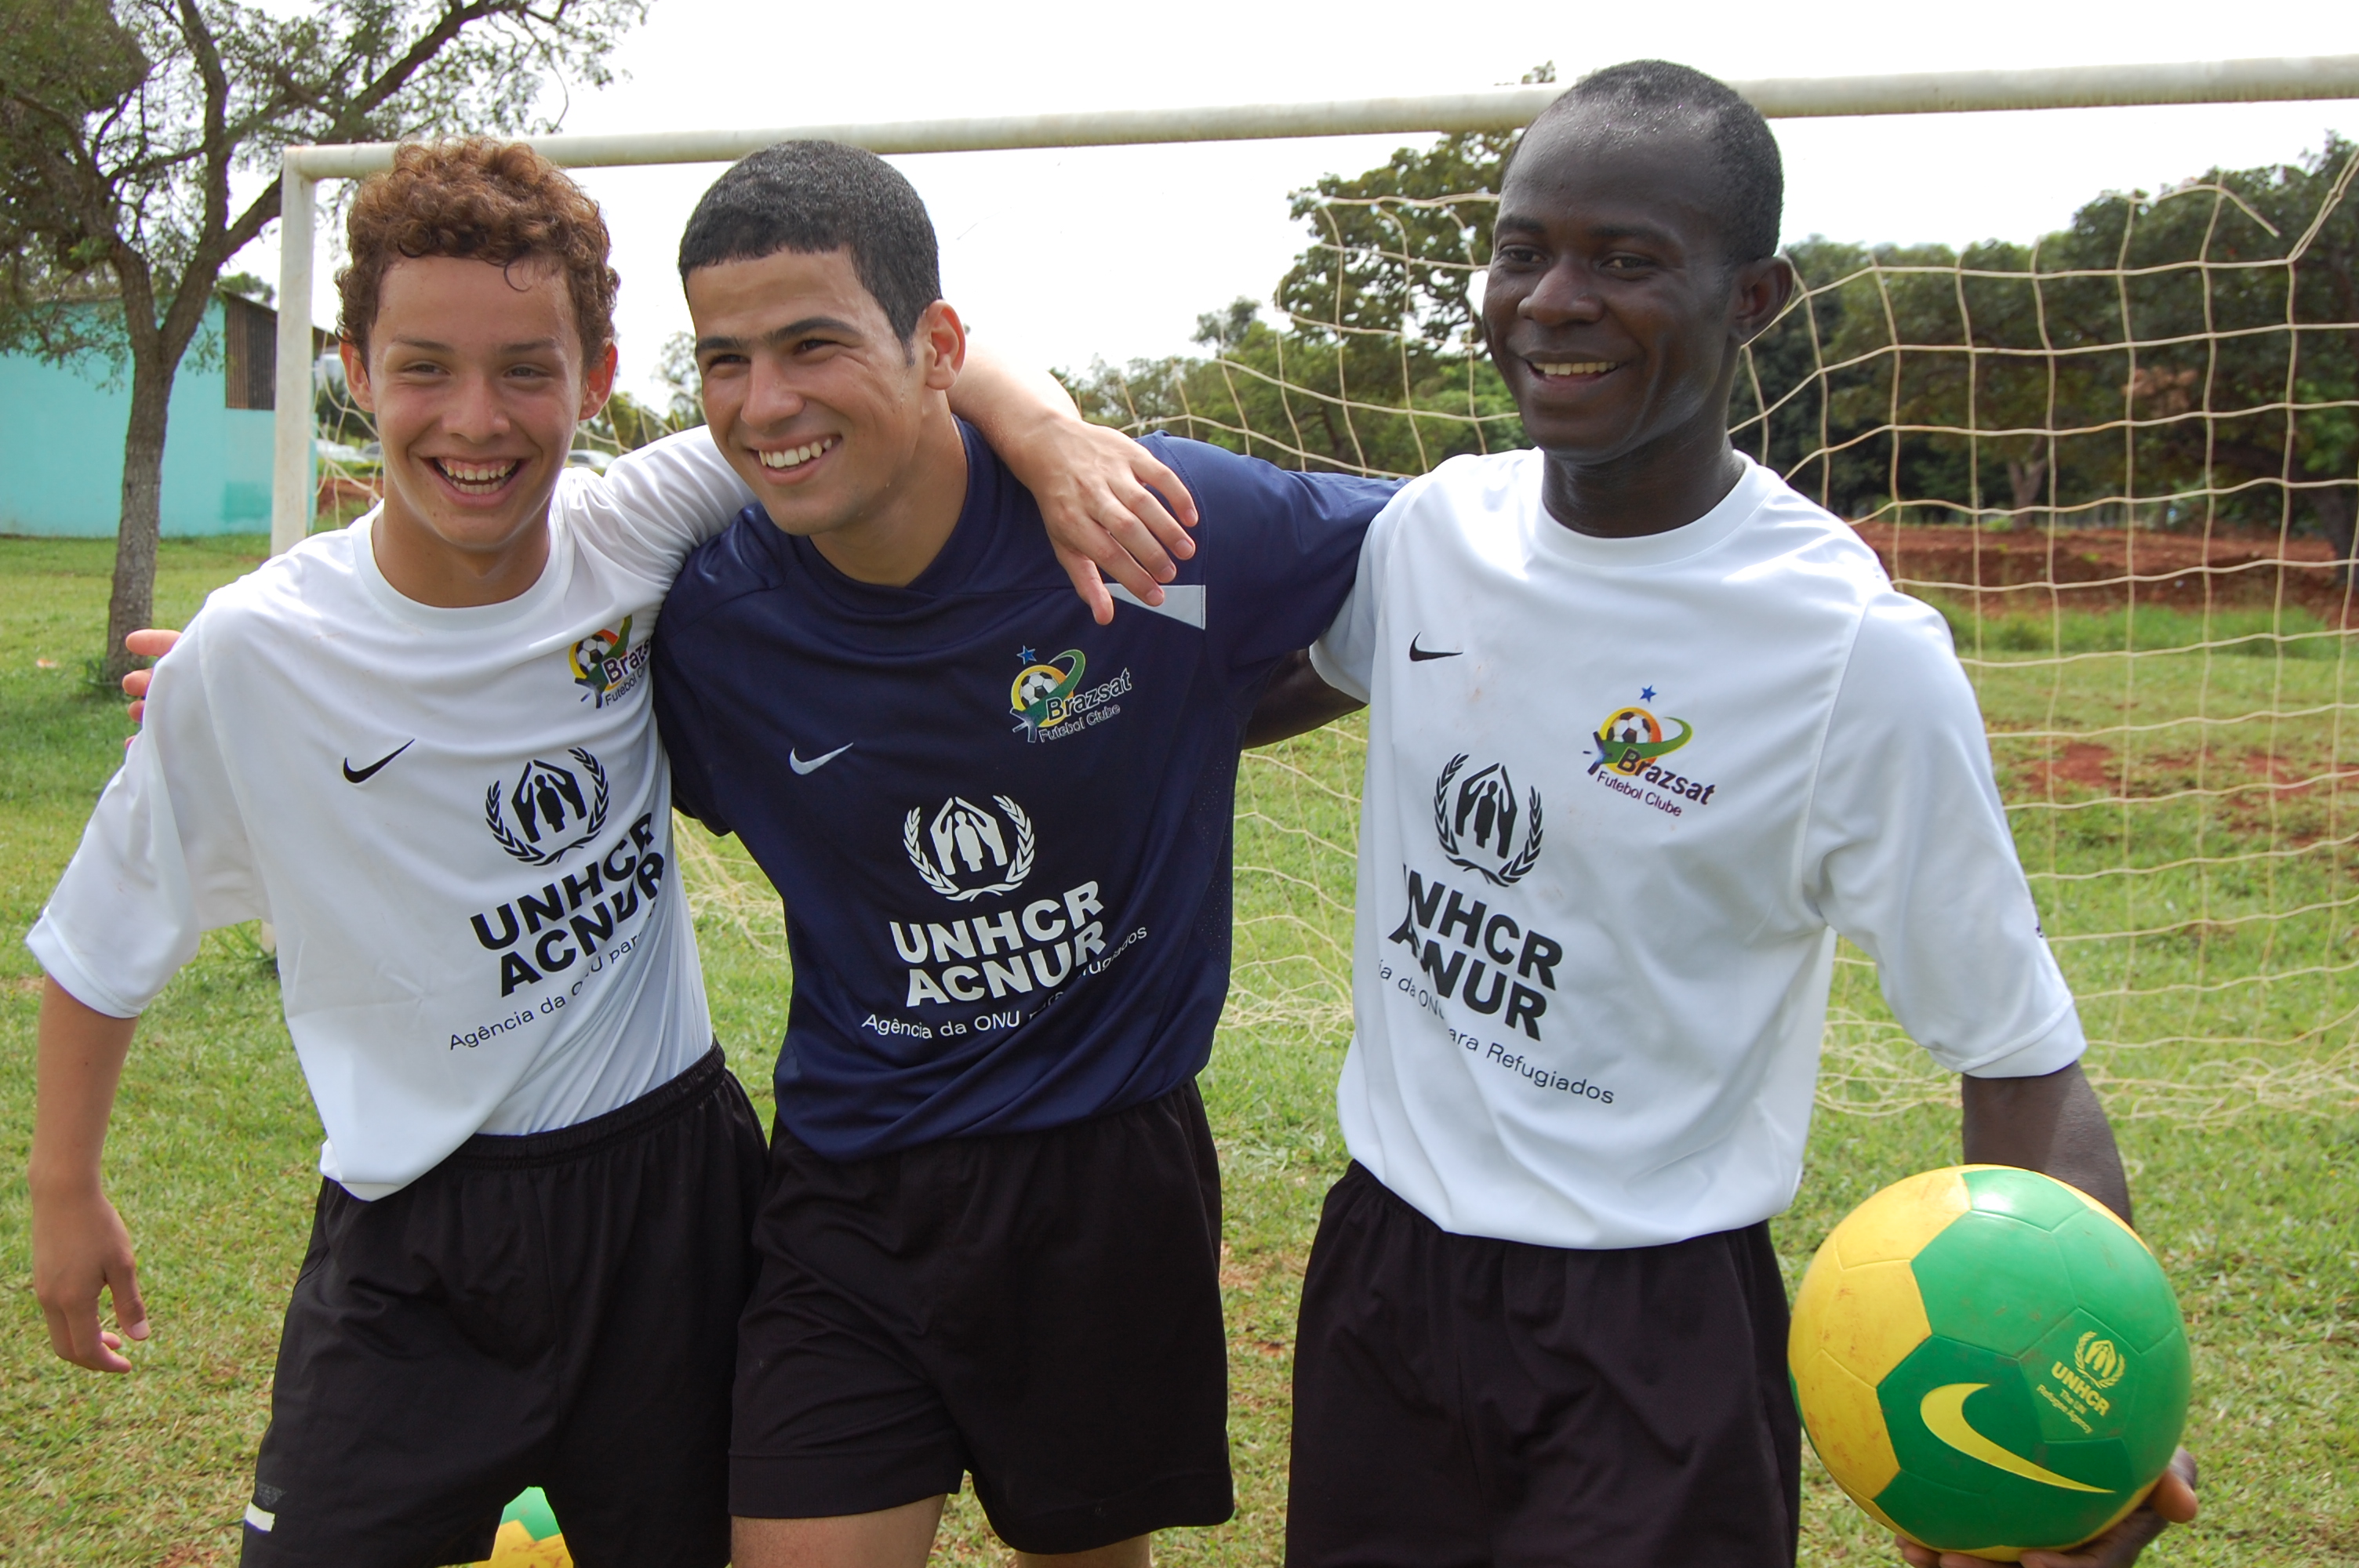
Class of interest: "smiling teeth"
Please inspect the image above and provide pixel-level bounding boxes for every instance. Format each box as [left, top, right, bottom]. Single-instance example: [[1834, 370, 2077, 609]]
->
[[435, 459, 519, 493], [758, 437, 838, 470], [1533, 361, 1617, 377]]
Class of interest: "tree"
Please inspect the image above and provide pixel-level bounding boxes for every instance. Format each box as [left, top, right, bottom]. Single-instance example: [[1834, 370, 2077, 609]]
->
[[1076, 85, 2357, 575], [1064, 67, 1549, 475], [653, 327, 700, 424], [0, 0, 649, 681], [1800, 138, 2359, 561]]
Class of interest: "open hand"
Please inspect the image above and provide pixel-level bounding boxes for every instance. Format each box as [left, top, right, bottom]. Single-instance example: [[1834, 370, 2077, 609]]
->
[[119, 628, 180, 727], [1896, 1450, 2197, 1568], [1028, 424, 1199, 626], [31, 1184, 150, 1373]]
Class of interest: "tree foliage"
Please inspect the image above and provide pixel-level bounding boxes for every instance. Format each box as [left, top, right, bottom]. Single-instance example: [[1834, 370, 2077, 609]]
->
[[0, 0, 649, 677], [1074, 101, 2358, 572], [1064, 67, 1550, 474], [1736, 138, 2359, 561]]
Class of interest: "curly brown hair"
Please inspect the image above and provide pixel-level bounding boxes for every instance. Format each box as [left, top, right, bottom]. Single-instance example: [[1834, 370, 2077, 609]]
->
[[336, 138, 619, 361]]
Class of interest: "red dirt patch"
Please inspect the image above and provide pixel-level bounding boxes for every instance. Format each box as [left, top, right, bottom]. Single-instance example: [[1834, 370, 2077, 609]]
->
[[2240, 751, 2359, 796], [1849, 524, 2359, 624], [2016, 742, 2122, 795], [2008, 744, 2359, 807]]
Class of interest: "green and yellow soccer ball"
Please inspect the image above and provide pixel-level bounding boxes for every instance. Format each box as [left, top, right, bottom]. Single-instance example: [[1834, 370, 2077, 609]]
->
[[1790, 1165, 2190, 1562], [467, 1486, 572, 1567]]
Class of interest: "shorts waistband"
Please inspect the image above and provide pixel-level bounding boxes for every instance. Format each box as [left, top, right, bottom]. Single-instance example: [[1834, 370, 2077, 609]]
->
[[1339, 1161, 1772, 1256], [448, 1044, 731, 1170]]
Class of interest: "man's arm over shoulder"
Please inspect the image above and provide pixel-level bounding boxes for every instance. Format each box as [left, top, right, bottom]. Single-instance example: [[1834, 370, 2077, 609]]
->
[[576, 427, 759, 585], [1245, 487, 1408, 745], [1141, 435, 1401, 672], [650, 622, 732, 838]]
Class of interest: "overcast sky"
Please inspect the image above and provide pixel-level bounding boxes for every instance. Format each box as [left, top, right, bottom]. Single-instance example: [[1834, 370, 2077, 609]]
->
[[238, 0, 2358, 405]]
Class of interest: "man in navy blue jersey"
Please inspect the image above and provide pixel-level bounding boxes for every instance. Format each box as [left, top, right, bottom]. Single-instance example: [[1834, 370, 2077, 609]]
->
[[652, 142, 1397, 1568]]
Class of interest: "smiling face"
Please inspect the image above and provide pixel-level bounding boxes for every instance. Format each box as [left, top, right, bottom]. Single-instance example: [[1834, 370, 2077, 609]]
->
[[345, 254, 615, 601], [1482, 113, 1788, 477], [685, 245, 964, 554]]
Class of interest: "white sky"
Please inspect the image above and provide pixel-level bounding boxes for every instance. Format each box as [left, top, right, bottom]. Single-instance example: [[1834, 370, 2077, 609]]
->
[[234, 0, 2359, 406]]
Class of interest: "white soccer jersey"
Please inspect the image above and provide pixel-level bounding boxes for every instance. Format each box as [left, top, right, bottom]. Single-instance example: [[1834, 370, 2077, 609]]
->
[[1310, 451, 2085, 1250], [28, 432, 754, 1199]]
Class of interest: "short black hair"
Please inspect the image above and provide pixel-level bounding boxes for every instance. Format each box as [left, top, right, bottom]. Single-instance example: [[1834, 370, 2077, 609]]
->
[[678, 140, 940, 341], [1521, 60, 1783, 263]]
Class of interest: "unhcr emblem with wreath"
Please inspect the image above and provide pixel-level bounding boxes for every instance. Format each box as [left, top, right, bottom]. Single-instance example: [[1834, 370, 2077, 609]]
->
[[1433, 753, 1543, 887], [486, 749, 610, 866], [904, 794, 1038, 902]]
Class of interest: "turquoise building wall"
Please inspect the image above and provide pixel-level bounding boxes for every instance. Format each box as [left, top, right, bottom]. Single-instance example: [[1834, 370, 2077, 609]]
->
[[0, 297, 278, 538]]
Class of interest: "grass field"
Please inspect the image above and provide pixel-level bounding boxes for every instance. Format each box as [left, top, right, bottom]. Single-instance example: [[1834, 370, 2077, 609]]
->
[[1, 536, 2353, 1565]]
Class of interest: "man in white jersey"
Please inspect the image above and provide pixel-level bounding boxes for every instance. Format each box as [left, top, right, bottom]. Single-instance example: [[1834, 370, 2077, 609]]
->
[[25, 140, 1191, 1568], [1254, 63, 2199, 1568]]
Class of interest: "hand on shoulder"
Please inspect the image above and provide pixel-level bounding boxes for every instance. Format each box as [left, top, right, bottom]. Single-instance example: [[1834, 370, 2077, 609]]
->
[[1001, 421, 1198, 626]]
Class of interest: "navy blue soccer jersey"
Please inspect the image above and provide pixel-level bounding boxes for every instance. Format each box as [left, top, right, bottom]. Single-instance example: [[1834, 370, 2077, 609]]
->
[[655, 423, 1396, 1159]]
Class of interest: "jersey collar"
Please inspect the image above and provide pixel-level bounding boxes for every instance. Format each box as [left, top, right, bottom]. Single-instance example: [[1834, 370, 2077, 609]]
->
[[763, 418, 1003, 610], [1525, 451, 1775, 571], [349, 486, 574, 633]]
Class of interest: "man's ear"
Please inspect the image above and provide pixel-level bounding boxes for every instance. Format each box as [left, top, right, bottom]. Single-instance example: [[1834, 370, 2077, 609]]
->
[[1732, 255, 1797, 346], [918, 299, 966, 393], [339, 338, 375, 414], [578, 339, 620, 422]]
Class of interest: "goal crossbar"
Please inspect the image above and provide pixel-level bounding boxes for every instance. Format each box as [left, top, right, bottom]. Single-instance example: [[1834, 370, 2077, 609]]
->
[[271, 50, 2359, 551]]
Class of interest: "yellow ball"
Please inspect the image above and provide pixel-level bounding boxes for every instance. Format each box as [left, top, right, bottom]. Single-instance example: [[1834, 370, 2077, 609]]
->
[[470, 1486, 572, 1567], [1790, 1166, 2190, 1561]]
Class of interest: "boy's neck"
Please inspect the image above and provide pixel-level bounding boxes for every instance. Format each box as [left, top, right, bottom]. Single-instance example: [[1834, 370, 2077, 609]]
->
[[1540, 413, 1747, 542], [805, 401, 972, 588], [370, 495, 556, 609]]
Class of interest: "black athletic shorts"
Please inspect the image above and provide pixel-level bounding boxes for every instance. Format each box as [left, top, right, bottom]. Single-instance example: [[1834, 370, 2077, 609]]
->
[[240, 1047, 767, 1568], [1287, 1162, 1800, 1568], [731, 1080, 1234, 1554]]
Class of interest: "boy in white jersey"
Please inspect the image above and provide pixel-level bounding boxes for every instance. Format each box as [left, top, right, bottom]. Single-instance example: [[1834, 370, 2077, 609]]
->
[[1256, 63, 2199, 1568], [25, 140, 1191, 1567]]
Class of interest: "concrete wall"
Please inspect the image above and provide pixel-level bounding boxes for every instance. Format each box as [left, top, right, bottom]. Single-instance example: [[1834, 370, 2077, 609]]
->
[[0, 298, 278, 538]]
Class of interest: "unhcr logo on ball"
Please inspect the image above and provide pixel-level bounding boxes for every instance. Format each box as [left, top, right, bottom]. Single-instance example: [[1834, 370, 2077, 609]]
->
[[2073, 1331, 2128, 1390]]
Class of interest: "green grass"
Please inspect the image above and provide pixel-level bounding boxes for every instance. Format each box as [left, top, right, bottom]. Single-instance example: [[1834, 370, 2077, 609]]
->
[[0, 538, 2352, 1564], [1928, 600, 2350, 662]]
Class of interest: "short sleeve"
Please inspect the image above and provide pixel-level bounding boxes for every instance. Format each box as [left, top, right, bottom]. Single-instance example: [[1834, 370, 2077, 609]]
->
[[1307, 502, 1397, 702], [572, 428, 758, 586], [652, 639, 731, 837], [1143, 437, 1398, 676], [1803, 594, 2086, 1079], [26, 615, 267, 1017]]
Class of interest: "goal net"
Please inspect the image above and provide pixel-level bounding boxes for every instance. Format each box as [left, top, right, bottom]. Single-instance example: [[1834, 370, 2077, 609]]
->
[[308, 121, 2359, 1125], [1071, 128, 2359, 1124]]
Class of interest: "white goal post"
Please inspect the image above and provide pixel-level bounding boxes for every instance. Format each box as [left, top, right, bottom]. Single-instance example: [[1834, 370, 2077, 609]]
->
[[267, 50, 2359, 554]]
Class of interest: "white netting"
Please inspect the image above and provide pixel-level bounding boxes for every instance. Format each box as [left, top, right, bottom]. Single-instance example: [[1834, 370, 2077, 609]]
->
[[309, 126, 2358, 1122], [1071, 129, 2359, 1123]]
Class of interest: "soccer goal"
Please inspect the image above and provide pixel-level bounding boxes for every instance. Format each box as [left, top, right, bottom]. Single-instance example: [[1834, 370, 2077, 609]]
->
[[274, 53, 2359, 1127]]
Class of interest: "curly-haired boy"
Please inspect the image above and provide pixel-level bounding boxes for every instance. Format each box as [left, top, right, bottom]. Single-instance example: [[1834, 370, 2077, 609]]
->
[[26, 138, 1183, 1567]]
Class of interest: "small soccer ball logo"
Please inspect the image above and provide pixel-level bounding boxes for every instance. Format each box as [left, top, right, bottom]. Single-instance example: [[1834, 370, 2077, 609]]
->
[[1788, 1165, 2190, 1562], [1601, 706, 1661, 747]]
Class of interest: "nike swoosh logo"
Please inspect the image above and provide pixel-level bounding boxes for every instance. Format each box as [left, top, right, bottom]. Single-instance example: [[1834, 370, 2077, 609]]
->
[[1919, 1384, 2109, 1493], [341, 740, 414, 783], [1408, 637, 1463, 662], [788, 742, 854, 775]]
